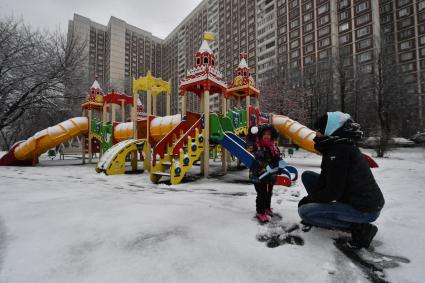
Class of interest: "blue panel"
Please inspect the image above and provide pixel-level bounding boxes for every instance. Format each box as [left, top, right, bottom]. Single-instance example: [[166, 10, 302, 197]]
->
[[219, 133, 255, 168]]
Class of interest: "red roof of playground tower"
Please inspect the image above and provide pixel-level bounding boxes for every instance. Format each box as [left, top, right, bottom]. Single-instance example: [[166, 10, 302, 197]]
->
[[179, 33, 227, 97], [225, 53, 260, 99]]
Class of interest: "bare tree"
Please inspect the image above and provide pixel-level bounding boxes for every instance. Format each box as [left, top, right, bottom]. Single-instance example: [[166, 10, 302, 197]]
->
[[302, 58, 335, 126], [369, 34, 405, 157], [0, 17, 87, 134], [260, 66, 310, 126]]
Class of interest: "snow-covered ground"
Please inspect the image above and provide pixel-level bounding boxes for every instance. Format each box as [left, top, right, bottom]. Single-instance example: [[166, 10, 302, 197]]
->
[[0, 148, 424, 283]]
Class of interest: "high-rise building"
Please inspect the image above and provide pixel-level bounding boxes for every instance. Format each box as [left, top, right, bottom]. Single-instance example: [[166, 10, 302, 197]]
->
[[68, 14, 162, 97], [380, 0, 425, 130], [68, 0, 425, 129]]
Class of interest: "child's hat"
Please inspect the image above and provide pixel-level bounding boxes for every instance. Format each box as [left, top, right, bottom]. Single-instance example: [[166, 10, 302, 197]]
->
[[257, 124, 279, 139]]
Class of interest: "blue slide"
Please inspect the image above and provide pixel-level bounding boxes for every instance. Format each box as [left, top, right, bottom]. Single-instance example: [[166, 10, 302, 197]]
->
[[219, 133, 255, 168], [225, 132, 247, 148]]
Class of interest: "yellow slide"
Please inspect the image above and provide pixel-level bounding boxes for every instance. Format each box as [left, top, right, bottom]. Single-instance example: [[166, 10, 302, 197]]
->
[[272, 115, 319, 154], [96, 139, 146, 175], [0, 117, 88, 165]]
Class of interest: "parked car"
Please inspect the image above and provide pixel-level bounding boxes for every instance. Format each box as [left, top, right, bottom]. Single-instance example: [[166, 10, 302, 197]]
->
[[411, 132, 425, 144], [359, 137, 416, 148]]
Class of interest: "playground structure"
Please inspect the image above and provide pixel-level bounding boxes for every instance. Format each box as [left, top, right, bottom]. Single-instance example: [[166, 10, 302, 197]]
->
[[0, 31, 332, 186]]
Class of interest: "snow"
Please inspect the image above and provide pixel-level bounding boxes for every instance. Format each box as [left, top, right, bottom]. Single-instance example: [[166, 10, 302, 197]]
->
[[198, 40, 212, 53], [97, 139, 137, 170], [0, 148, 424, 283], [238, 58, 248, 69], [91, 80, 102, 91]]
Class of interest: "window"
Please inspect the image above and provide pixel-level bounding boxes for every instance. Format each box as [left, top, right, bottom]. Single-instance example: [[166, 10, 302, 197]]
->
[[318, 15, 330, 26], [304, 2, 312, 11], [204, 57, 209, 64], [319, 49, 329, 59], [319, 37, 330, 48], [304, 55, 314, 64], [318, 4, 329, 15], [400, 51, 414, 61], [356, 25, 371, 38], [358, 51, 372, 62], [398, 7, 412, 18], [419, 1, 425, 11], [291, 50, 299, 58], [339, 11, 349, 21], [304, 43, 314, 54], [399, 28, 414, 40], [339, 34, 351, 44], [420, 35, 425, 45], [290, 19, 299, 28], [339, 0, 349, 10], [419, 12, 425, 22], [339, 22, 350, 32], [290, 0, 299, 9], [359, 64, 373, 74], [290, 40, 299, 49], [304, 33, 314, 43], [304, 22, 314, 32], [401, 63, 415, 72], [398, 0, 412, 7], [318, 26, 330, 37], [266, 41, 276, 49], [357, 38, 372, 50], [304, 12, 313, 22], [403, 74, 416, 83], [356, 2, 368, 14], [356, 14, 370, 25], [399, 40, 413, 50], [398, 17, 413, 29], [278, 45, 287, 54], [290, 29, 299, 39], [381, 14, 392, 24], [380, 3, 392, 13]]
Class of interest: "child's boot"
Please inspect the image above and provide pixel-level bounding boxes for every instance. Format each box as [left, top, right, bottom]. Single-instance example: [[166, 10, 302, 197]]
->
[[256, 213, 269, 223], [265, 208, 273, 217]]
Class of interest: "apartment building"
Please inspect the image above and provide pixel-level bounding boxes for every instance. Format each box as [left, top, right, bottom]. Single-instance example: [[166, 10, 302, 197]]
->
[[162, 0, 257, 113], [68, 14, 162, 94], [69, 0, 257, 115], [256, 0, 278, 81], [69, 1, 425, 129], [380, 0, 425, 129]]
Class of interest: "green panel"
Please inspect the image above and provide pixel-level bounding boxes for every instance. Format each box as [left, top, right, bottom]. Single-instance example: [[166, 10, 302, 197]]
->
[[228, 108, 248, 129], [91, 119, 113, 152], [240, 109, 247, 128], [219, 116, 235, 133], [209, 113, 224, 142]]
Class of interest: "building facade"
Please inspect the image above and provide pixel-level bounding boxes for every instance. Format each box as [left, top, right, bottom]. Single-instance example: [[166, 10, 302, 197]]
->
[[69, 0, 425, 130]]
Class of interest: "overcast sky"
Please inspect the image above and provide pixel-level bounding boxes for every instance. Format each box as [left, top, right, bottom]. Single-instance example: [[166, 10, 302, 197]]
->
[[0, 0, 204, 38]]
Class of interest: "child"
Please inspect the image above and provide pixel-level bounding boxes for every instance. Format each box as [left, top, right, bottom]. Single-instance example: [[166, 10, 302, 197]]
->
[[249, 124, 281, 222]]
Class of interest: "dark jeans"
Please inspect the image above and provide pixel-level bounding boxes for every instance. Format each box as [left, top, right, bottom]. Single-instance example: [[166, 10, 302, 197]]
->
[[298, 171, 380, 229], [254, 182, 273, 214]]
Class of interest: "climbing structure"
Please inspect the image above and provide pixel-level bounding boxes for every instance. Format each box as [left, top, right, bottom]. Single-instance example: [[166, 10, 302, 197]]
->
[[225, 53, 266, 135], [150, 32, 228, 183]]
